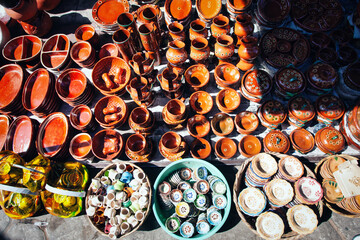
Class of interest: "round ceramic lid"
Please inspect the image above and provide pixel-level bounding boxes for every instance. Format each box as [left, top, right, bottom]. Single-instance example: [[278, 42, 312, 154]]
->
[[260, 100, 286, 124], [316, 95, 345, 120], [318, 127, 345, 153], [288, 96, 315, 121], [287, 204, 318, 235], [266, 179, 294, 206], [296, 177, 323, 204], [238, 187, 266, 214], [256, 212, 285, 240], [243, 70, 272, 97], [307, 63, 337, 89], [275, 67, 305, 93], [264, 130, 290, 153]]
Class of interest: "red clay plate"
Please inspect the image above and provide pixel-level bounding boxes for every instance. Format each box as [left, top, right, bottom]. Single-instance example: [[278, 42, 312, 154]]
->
[[92, 0, 130, 25], [196, 0, 222, 20], [167, 0, 192, 20]]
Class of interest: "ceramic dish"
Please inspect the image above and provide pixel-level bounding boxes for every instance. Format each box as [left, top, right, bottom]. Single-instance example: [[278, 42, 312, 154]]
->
[[215, 138, 237, 159], [41, 34, 71, 72], [211, 113, 234, 136], [255, 212, 284, 240], [238, 187, 266, 217], [286, 204, 318, 235], [216, 88, 241, 113], [189, 91, 213, 115], [190, 138, 211, 160], [290, 128, 314, 154], [184, 64, 210, 91], [238, 135, 261, 158], [234, 111, 259, 135], [187, 115, 210, 138], [91, 128, 124, 161]]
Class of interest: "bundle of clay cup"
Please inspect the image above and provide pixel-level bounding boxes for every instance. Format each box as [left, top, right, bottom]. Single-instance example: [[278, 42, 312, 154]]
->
[[237, 153, 323, 239], [86, 162, 151, 239]]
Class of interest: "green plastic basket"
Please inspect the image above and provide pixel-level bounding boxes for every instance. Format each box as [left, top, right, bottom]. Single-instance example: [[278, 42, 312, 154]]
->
[[152, 158, 231, 240]]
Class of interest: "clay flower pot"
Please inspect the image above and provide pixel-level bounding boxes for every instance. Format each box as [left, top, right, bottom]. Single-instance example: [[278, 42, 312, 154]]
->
[[189, 91, 213, 115], [210, 14, 230, 38], [211, 112, 234, 136], [70, 41, 96, 68], [214, 63, 241, 88], [94, 95, 128, 129], [99, 43, 120, 59], [263, 130, 290, 154], [215, 35, 235, 64], [290, 128, 314, 154], [184, 64, 210, 91], [235, 111, 259, 135], [74, 24, 99, 48], [187, 114, 210, 138], [189, 19, 208, 41], [216, 88, 241, 113], [190, 37, 210, 65], [234, 13, 254, 45], [69, 133, 93, 161], [239, 135, 261, 158], [168, 21, 186, 42], [190, 138, 211, 159], [215, 138, 237, 159], [91, 128, 124, 161], [69, 105, 96, 132], [166, 40, 188, 67]]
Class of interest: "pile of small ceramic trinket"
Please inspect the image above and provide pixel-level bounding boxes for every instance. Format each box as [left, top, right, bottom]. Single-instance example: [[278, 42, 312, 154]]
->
[[86, 163, 150, 239], [157, 167, 227, 238], [237, 153, 323, 239]]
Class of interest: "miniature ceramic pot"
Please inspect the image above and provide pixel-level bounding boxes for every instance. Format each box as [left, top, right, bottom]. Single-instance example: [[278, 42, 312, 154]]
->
[[36, 0, 61, 11], [189, 19, 208, 41], [69, 133, 93, 161], [239, 135, 261, 158], [290, 128, 314, 154], [210, 14, 230, 38], [189, 91, 213, 115], [166, 40, 188, 67], [257, 100, 287, 129], [190, 37, 210, 65], [184, 64, 210, 91], [187, 115, 210, 138], [211, 113, 234, 136], [234, 111, 259, 135], [274, 66, 306, 100], [160, 131, 182, 153], [75, 24, 99, 48], [164, 99, 187, 122], [215, 138, 237, 159], [214, 63, 241, 88], [112, 28, 136, 63], [238, 36, 259, 61], [263, 130, 290, 154], [236, 58, 255, 72], [240, 69, 272, 103], [69, 105, 96, 132], [306, 62, 337, 96], [190, 138, 211, 159], [129, 107, 151, 128], [215, 35, 235, 64], [129, 52, 156, 76], [234, 13, 254, 45], [18, 10, 52, 37], [117, 12, 142, 51], [287, 96, 315, 128], [216, 88, 241, 113], [168, 21, 186, 42]]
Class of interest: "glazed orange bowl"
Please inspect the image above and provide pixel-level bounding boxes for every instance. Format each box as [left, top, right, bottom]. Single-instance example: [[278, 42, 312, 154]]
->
[[184, 64, 210, 91], [214, 63, 240, 86], [187, 114, 210, 138], [234, 111, 259, 134], [75, 24, 96, 42], [91, 128, 123, 161], [94, 95, 128, 128], [211, 112, 234, 136], [189, 91, 213, 115], [190, 138, 211, 159], [239, 135, 262, 158], [99, 43, 119, 59], [216, 88, 241, 113], [215, 138, 237, 159], [70, 41, 93, 62], [55, 68, 87, 100]]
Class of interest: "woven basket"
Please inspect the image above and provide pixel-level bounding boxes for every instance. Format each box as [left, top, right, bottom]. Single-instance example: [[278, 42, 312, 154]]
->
[[233, 152, 324, 240], [85, 161, 152, 238], [314, 154, 360, 218]]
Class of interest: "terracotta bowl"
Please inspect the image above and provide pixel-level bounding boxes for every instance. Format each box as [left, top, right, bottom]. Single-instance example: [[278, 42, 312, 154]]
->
[[5, 115, 38, 159], [187, 114, 210, 138], [216, 88, 241, 113], [69, 105, 96, 132], [214, 63, 240, 87], [239, 135, 261, 158], [184, 64, 210, 91], [3, 35, 42, 65], [69, 133, 93, 161], [290, 128, 314, 154], [211, 112, 234, 136], [189, 91, 213, 115], [74, 24, 99, 47], [91, 128, 124, 161], [215, 138, 237, 159], [92, 56, 131, 95], [94, 95, 128, 128], [190, 137, 211, 159], [41, 34, 71, 71], [98, 43, 120, 59], [70, 41, 96, 68], [235, 111, 259, 134], [0, 115, 12, 151]]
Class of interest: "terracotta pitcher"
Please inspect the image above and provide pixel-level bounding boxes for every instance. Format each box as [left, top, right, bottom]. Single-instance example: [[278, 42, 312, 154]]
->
[[215, 35, 235, 64], [129, 52, 156, 76], [234, 13, 254, 46], [112, 28, 136, 63], [166, 40, 188, 67], [190, 37, 210, 65], [211, 14, 230, 38]]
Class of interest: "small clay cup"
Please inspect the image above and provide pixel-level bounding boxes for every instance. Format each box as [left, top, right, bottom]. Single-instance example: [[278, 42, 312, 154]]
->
[[234, 111, 259, 135], [190, 138, 211, 159], [126, 134, 149, 156], [184, 64, 210, 91], [214, 63, 241, 87], [70, 41, 96, 68], [165, 99, 186, 121], [215, 138, 237, 159], [160, 131, 182, 153], [211, 113, 234, 136], [69, 133, 93, 161], [129, 107, 151, 128], [187, 115, 210, 138], [69, 105, 96, 132], [91, 128, 124, 161], [239, 135, 262, 158]]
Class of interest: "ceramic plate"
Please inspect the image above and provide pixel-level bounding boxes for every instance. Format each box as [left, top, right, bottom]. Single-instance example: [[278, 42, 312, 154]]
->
[[287, 204, 318, 234], [255, 212, 284, 240], [238, 187, 266, 215], [92, 0, 130, 25]]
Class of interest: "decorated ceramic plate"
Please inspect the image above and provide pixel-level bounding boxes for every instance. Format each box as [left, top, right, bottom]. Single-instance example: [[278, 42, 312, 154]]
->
[[196, 0, 222, 20], [92, 0, 130, 26]]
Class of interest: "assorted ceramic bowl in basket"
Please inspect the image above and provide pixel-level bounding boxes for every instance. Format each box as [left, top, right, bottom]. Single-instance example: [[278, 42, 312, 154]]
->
[[234, 153, 324, 240]]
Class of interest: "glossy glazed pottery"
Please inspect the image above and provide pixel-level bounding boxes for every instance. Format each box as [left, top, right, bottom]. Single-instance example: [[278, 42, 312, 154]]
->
[[306, 62, 337, 96], [112, 28, 136, 63], [214, 63, 241, 88], [129, 107, 155, 136], [74, 24, 99, 48], [287, 96, 315, 128], [257, 100, 287, 129], [129, 52, 156, 76], [290, 128, 315, 154], [315, 127, 345, 154], [98, 43, 120, 59], [69, 133, 93, 161], [184, 64, 210, 91], [190, 138, 211, 159], [216, 88, 241, 113], [69, 105, 96, 132], [94, 95, 128, 129], [234, 111, 259, 135], [91, 128, 124, 161], [125, 133, 152, 162], [240, 69, 272, 103], [210, 14, 230, 38], [41, 34, 71, 72], [238, 135, 261, 158], [168, 21, 186, 42], [0, 115, 12, 151], [214, 35, 235, 64], [234, 13, 254, 45], [215, 138, 237, 159], [189, 19, 208, 41], [166, 40, 188, 67], [274, 66, 306, 100], [187, 115, 210, 138], [263, 130, 290, 154], [70, 41, 96, 68], [159, 131, 187, 161], [211, 113, 234, 136], [189, 91, 213, 115], [315, 94, 345, 125], [190, 37, 210, 65]]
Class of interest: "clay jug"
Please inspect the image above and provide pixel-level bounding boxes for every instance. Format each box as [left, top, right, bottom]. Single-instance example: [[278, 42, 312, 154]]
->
[[190, 37, 210, 65], [211, 14, 230, 38], [234, 13, 254, 45], [215, 35, 235, 64], [166, 40, 188, 66]]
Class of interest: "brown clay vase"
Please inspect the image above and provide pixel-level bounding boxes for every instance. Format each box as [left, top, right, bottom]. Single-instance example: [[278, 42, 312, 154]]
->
[[190, 37, 210, 65], [234, 13, 254, 45], [36, 0, 61, 11], [189, 19, 208, 41], [210, 14, 230, 38], [237, 36, 259, 71], [215, 34, 235, 64], [166, 40, 188, 67]]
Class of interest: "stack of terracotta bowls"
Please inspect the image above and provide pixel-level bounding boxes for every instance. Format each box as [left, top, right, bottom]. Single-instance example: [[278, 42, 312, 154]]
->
[[274, 66, 306, 100], [254, 0, 290, 27], [41, 34, 72, 72], [0, 115, 12, 151], [69, 105, 97, 132], [0, 64, 26, 115], [2, 35, 42, 70], [74, 24, 100, 48], [92, 56, 131, 96], [287, 96, 315, 128], [340, 102, 360, 150], [22, 68, 60, 117], [36, 112, 73, 159], [164, 0, 192, 27], [158, 68, 184, 99], [125, 133, 153, 162], [70, 41, 96, 68], [240, 69, 272, 103], [214, 63, 240, 88], [245, 153, 278, 187], [257, 100, 287, 129], [91, 128, 124, 161], [94, 96, 128, 128], [162, 99, 188, 129], [159, 131, 187, 161], [315, 94, 345, 125], [315, 127, 345, 154], [69, 133, 94, 161], [226, 0, 252, 20], [55, 69, 94, 107], [129, 107, 155, 136]]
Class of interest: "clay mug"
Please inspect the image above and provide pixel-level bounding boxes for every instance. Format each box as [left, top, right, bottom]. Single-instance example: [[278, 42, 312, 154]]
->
[[189, 19, 208, 41], [126, 134, 149, 156], [140, 5, 161, 42], [138, 23, 160, 65], [168, 21, 186, 42], [126, 77, 151, 101], [234, 13, 254, 46], [215, 35, 235, 64], [157, 68, 182, 91], [112, 28, 136, 63], [210, 14, 230, 38], [117, 12, 142, 52], [165, 99, 186, 121], [161, 131, 182, 153], [130, 107, 152, 128], [129, 52, 156, 76]]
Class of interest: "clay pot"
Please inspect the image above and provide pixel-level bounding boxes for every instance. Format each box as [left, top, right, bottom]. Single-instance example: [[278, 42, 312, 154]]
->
[[214, 63, 241, 88], [190, 37, 210, 65], [70, 41, 96, 68], [36, 0, 61, 11], [239, 135, 261, 158], [211, 112, 234, 136], [69, 133, 93, 161], [315, 127, 345, 154], [210, 14, 230, 38], [274, 66, 306, 100], [234, 111, 259, 135], [184, 64, 210, 91], [5, 0, 37, 21], [240, 69, 272, 103], [112, 28, 136, 63], [117, 12, 142, 51], [160, 131, 182, 153], [75, 24, 100, 48], [166, 40, 188, 67], [287, 96, 315, 128], [216, 88, 241, 113], [263, 130, 290, 154], [190, 138, 211, 159], [69, 105, 96, 132], [315, 94, 345, 125], [94, 95, 128, 129], [234, 13, 254, 45], [215, 35, 235, 64], [257, 100, 287, 129], [164, 99, 187, 122], [168, 21, 186, 42], [290, 128, 314, 154], [129, 107, 154, 136], [91, 128, 124, 161], [306, 62, 337, 96], [0, 115, 12, 151], [129, 52, 156, 76], [238, 36, 259, 61], [126, 77, 152, 102], [22, 68, 60, 117], [189, 91, 213, 115], [187, 115, 210, 138], [19, 10, 52, 37], [215, 138, 237, 159], [189, 19, 208, 41], [5, 115, 38, 159]]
